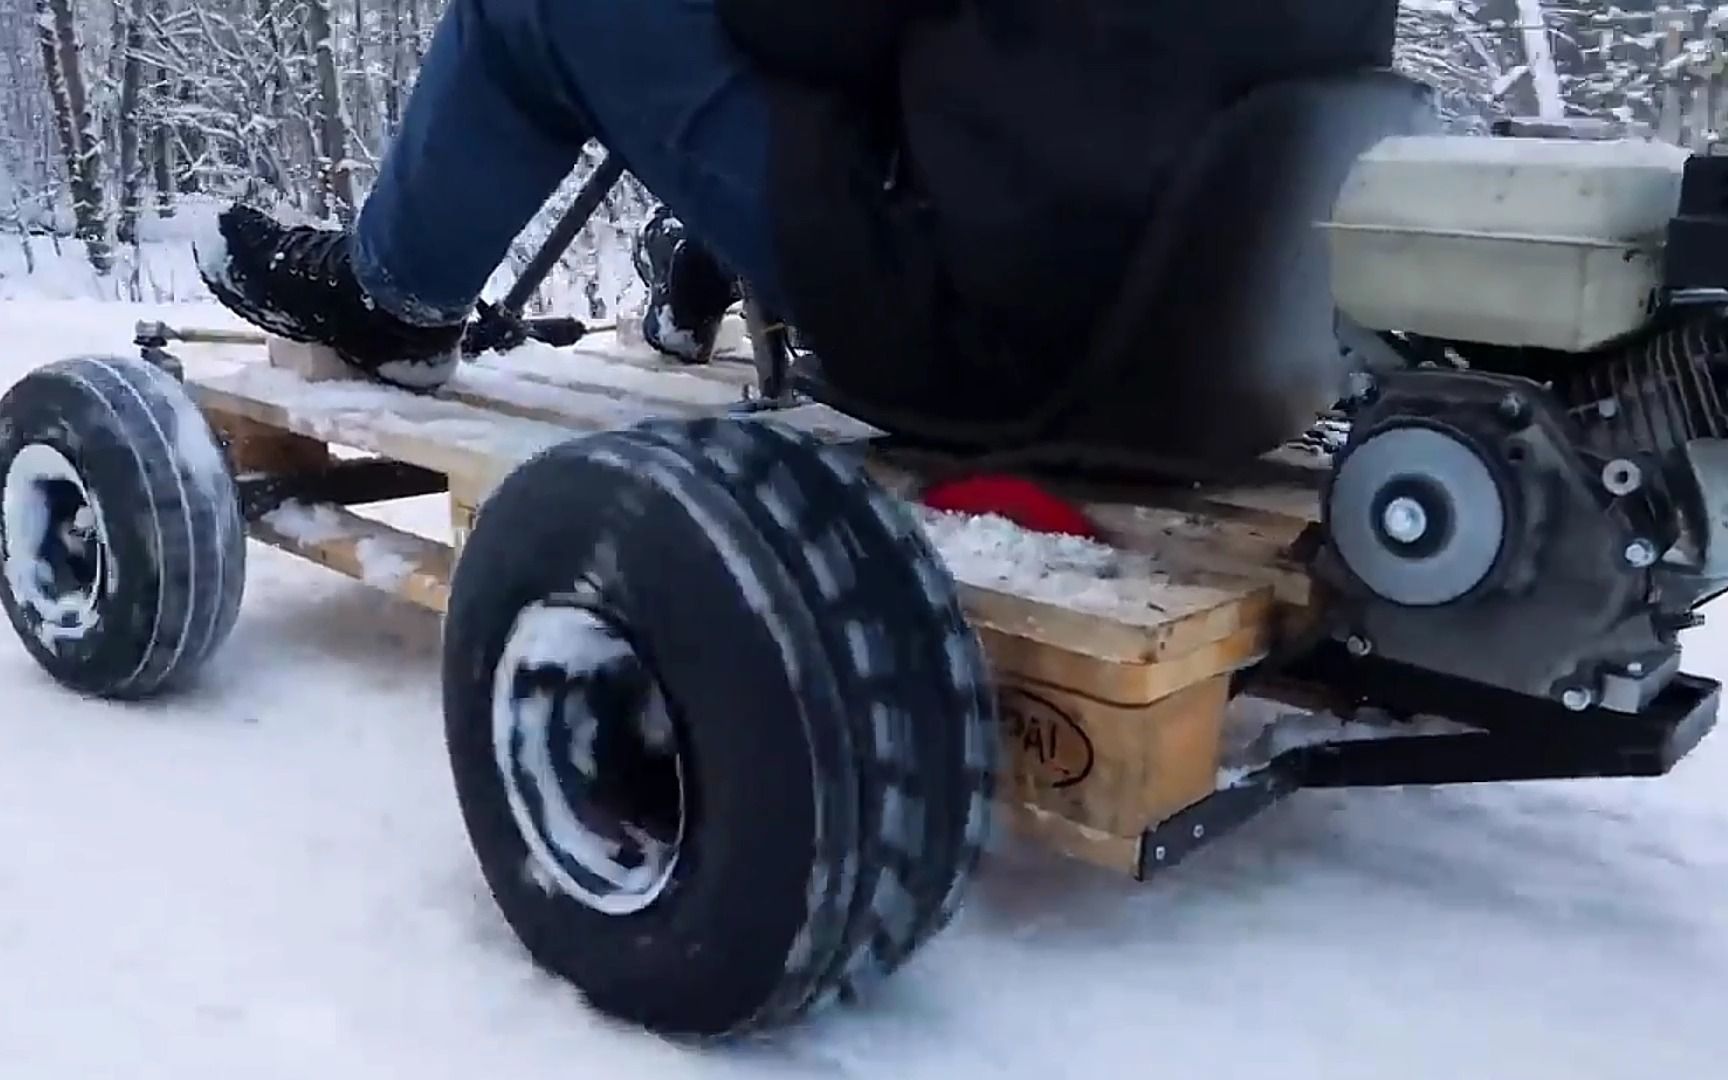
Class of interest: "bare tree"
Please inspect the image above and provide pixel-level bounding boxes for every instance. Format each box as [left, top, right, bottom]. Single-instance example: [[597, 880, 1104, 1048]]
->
[[306, 0, 356, 221], [1515, 0, 1564, 119], [115, 0, 148, 243], [35, 0, 113, 272], [147, 0, 175, 216]]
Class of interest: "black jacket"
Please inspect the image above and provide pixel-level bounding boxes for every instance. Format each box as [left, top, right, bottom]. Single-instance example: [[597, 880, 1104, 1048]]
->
[[718, 0, 1399, 438]]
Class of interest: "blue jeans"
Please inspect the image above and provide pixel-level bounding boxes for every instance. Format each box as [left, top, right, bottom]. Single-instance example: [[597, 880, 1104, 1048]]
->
[[351, 0, 784, 325]]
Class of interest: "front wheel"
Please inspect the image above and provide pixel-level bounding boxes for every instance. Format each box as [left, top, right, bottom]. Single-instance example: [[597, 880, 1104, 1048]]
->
[[441, 418, 997, 1038], [0, 356, 246, 698]]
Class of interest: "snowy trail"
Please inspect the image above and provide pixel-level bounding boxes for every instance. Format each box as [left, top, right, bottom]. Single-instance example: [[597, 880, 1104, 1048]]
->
[[1, 299, 1725, 1079]]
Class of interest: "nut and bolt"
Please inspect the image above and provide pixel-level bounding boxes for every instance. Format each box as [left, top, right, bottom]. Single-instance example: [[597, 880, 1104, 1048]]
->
[[1346, 635, 1374, 658], [1561, 686, 1596, 712], [1152, 845, 1168, 863], [1191, 824, 1206, 840], [1498, 391, 1528, 425], [1381, 496, 1429, 544], [1624, 538, 1658, 568], [1601, 459, 1643, 497], [1347, 371, 1376, 399]]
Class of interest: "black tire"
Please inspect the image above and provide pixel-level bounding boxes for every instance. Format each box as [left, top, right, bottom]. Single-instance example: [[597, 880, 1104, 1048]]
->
[[0, 356, 246, 698], [624, 416, 997, 986], [441, 421, 996, 1038]]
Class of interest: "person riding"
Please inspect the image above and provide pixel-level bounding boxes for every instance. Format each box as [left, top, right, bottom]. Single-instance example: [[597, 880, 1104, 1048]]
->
[[199, 0, 1398, 434]]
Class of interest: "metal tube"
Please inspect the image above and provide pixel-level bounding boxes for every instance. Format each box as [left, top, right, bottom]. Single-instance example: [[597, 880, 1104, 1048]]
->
[[500, 153, 628, 317]]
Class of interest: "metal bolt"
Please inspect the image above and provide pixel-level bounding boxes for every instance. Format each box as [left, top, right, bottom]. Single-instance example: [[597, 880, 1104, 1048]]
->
[[1626, 661, 1645, 676], [1602, 459, 1643, 497], [1561, 686, 1595, 712], [1152, 845, 1167, 862], [1381, 496, 1429, 544], [1346, 634, 1374, 658], [1346, 371, 1377, 404], [1498, 391, 1528, 424], [1624, 539, 1658, 568], [1658, 611, 1707, 635], [1191, 824, 1206, 840]]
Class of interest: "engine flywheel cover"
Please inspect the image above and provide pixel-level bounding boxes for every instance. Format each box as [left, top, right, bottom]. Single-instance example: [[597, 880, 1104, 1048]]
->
[[1328, 425, 1508, 607]]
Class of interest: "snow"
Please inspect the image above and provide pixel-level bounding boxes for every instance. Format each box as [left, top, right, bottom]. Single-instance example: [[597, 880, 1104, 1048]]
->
[[0, 299, 1726, 1077], [168, 372, 236, 499], [920, 508, 1202, 630], [354, 534, 419, 590], [261, 499, 354, 545], [191, 209, 229, 290], [476, 332, 750, 408], [1216, 700, 1481, 789]]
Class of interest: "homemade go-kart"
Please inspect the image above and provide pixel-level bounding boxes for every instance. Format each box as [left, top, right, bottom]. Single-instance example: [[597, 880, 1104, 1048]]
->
[[3, 70, 1725, 1038]]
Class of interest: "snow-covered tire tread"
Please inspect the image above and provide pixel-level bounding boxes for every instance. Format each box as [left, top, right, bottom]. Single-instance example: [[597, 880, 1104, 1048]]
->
[[625, 416, 998, 992]]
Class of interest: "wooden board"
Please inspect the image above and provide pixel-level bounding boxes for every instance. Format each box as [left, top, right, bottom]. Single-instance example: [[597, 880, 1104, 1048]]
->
[[185, 330, 1308, 875], [251, 501, 454, 613]]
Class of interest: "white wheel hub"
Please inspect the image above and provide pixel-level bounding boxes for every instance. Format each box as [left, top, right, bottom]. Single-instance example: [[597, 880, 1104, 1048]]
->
[[2, 444, 111, 649], [491, 598, 685, 915]]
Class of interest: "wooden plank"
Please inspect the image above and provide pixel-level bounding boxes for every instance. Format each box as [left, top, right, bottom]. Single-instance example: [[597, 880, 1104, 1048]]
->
[[250, 500, 454, 612], [916, 507, 1279, 670], [962, 585, 1272, 677], [999, 801, 1143, 877], [1085, 503, 1313, 608], [978, 622, 1267, 708], [998, 673, 1228, 839], [1178, 482, 1320, 530], [474, 336, 755, 405], [193, 363, 1274, 682], [439, 364, 702, 428], [208, 412, 330, 475], [189, 366, 576, 493]]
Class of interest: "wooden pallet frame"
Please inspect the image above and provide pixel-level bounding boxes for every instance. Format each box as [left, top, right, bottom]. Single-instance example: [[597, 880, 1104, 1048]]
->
[[177, 325, 1323, 877]]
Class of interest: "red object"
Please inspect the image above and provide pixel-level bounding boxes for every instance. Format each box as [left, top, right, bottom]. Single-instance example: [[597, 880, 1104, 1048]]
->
[[919, 474, 1101, 540]]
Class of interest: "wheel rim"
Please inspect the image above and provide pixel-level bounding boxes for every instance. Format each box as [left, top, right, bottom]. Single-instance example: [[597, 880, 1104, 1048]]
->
[[2, 443, 110, 646], [491, 595, 686, 915]]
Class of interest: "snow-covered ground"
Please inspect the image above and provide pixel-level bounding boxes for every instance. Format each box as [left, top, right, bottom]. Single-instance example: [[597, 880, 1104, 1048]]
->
[[1, 296, 1726, 1079]]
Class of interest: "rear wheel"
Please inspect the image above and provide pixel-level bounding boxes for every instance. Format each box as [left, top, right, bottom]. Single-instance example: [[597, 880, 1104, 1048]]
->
[[441, 419, 996, 1037]]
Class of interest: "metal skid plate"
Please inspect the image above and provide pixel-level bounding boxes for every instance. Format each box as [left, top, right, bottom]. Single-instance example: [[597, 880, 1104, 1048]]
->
[[1139, 643, 1720, 879]]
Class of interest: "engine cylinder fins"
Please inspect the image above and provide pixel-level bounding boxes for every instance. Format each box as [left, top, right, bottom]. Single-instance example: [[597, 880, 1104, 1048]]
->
[[1327, 425, 1509, 607], [1557, 315, 1728, 460]]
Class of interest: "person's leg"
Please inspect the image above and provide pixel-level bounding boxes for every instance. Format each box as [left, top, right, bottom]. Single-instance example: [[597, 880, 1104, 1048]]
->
[[347, 0, 598, 325], [355, 0, 787, 314], [529, 0, 785, 313], [633, 205, 743, 363], [199, 0, 784, 387]]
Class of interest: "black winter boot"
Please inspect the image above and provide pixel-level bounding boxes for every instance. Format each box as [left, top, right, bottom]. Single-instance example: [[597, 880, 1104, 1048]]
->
[[632, 207, 740, 364], [196, 204, 465, 390]]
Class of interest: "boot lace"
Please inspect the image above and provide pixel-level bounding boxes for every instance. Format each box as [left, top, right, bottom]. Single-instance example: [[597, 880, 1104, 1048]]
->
[[272, 226, 353, 290]]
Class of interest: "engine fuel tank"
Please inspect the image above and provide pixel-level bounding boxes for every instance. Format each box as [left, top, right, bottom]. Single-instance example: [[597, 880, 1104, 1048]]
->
[[1326, 135, 1691, 352]]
